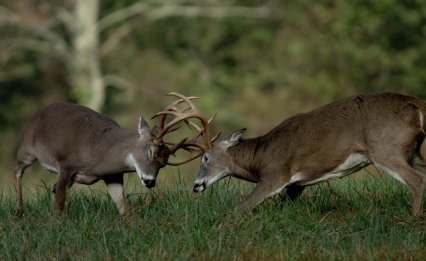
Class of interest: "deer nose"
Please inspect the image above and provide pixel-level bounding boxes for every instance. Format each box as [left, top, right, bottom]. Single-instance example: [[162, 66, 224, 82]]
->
[[193, 182, 206, 193], [144, 179, 156, 188]]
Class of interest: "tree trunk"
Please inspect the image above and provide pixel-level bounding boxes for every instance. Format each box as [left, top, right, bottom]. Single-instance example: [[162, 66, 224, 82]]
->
[[71, 0, 104, 111]]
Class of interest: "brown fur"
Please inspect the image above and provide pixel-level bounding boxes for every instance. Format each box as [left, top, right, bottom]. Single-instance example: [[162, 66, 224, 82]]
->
[[193, 93, 426, 215], [14, 102, 170, 216]]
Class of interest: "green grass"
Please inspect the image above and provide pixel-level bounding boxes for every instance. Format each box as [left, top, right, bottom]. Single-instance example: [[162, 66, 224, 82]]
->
[[0, 170, 425, 260]]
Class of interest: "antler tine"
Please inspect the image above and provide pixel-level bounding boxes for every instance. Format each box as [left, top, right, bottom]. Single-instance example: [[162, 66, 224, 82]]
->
[[152, 92, 218, 165], [183, 115, 219, 147], [152, 96, 200, 129], [211, 131, 222, 143], [184, 119, 202, 132], [168, 137, 188, 155], [167, 138, 207, 166], [167, 92, 200, 111], [152, 94, 203, 140], [153, 110, 178, 131], [207, 113, 221, 144], [183, 113, 215, 148], [171, 139, 207, 153], [154, 111, 193, 139], [162, 96, 200, 113], [154, 109, 212, 146], [167, 151, 203, 166], [208, 112, 217, 124]]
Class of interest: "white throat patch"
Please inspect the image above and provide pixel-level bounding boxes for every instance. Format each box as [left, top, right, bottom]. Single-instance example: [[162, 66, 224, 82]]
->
[[126, 153, 155, 181], [205, 167, 230, 186]]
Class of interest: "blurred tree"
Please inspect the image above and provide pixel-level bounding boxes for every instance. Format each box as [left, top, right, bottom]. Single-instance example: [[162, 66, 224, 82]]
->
[[0, 0, 425, 189], [0, 0, 276, 111]]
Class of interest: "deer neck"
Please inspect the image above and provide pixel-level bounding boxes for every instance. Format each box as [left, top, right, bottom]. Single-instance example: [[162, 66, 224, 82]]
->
[[99, 129, 141, 173], [228, 138, 265, 183]]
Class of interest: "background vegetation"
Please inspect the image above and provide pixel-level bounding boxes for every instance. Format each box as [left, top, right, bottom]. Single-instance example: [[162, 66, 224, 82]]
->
[[0, 0, 425, 259], [1, 0, 426, 184]]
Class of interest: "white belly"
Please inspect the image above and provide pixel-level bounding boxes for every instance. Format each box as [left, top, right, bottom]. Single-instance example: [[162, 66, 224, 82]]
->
[[74, 174, 99, 185], [41, 163, 59, 173], [290, 153, 371, 186]]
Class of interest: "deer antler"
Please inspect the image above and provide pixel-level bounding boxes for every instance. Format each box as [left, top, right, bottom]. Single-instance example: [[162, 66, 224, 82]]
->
[[152, 92, 220, 165]]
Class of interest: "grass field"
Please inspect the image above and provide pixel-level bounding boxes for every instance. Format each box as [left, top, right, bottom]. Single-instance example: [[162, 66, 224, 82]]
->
[[0, 169, 425, 260]]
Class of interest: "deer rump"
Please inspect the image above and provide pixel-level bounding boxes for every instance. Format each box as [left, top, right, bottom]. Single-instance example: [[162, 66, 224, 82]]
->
[[268, 94, 425, 185]]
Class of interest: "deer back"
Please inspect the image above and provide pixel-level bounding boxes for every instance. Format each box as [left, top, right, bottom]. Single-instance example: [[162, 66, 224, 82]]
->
[[19, 102, 159, 176]]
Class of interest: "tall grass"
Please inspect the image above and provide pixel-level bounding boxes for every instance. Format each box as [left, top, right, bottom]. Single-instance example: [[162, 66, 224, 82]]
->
[[0, 170, 425, 260]]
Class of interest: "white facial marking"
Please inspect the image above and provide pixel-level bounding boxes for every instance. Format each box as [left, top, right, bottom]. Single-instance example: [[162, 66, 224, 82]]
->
[[126, 153, 155, 181], [419, 110, 424, 132], [194, 178, 205, 185], [374, 163, 406, 185], [205, 167, 230, 187], [292, 153, 371, 186]]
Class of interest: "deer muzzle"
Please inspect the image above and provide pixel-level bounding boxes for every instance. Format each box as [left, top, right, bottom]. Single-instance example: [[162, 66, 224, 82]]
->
[[193, 181, 206, 192], [143, 179, 156, 189]]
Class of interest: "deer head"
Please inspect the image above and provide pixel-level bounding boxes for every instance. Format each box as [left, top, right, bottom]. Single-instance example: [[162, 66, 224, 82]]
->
[[125, 116, 171, 188], [134, 92, 220, 187], [193, 129, 246, 192]]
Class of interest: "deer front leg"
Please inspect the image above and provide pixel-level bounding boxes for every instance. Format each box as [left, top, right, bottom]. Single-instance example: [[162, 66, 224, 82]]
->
[[52, 181, 75, 194], [103, 174, 127, 215], [240, 179, 289, 213], [54, 169, 73, 214]]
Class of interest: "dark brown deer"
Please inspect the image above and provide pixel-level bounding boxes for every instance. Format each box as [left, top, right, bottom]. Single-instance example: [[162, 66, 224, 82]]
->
[[14, 93, 213, 216], [192, 93, 426, 215]]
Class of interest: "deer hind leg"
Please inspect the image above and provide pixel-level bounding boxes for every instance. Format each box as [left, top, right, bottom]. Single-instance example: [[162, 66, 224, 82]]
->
[[410, 154, 426, 215], [103, 174, 126, 215], [410, 128, 426, 172], [240, 177, 290, 213], [374, 160, 425, 216], [14, 155, 35, 217], [54, 169, 73, 214], [405, 130, 426, 214], [410, 131, 426, 173]]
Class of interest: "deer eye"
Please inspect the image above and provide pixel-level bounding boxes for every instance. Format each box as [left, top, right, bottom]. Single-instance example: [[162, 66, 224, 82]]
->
[[202, 154, 209, 163]]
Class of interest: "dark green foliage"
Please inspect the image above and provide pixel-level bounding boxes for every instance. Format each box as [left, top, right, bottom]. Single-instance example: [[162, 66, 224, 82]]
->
[[1, 0, 426, 173]]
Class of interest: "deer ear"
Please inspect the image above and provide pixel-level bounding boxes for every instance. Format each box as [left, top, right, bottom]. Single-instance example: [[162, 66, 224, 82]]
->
[[221, 128, 246, 148], [138, 116, 151, 136]]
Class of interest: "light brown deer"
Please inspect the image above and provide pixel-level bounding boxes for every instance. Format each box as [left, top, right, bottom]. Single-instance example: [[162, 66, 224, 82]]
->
[[192, 93, 426, 215], [14, 93, 213, 216]]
